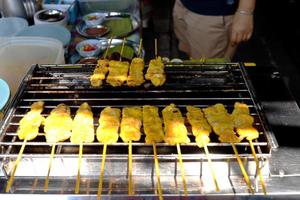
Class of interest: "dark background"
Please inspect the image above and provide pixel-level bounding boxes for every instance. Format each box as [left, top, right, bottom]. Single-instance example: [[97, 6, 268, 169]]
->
[[142, 0, 300, 107]]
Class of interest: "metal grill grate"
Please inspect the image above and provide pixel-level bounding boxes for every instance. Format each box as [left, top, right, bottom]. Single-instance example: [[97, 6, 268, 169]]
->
[[0, 62, 276, 195]]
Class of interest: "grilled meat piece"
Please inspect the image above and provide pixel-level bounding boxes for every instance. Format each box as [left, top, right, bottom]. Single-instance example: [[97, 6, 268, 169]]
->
[[142, 105, 164, 144], [71, 102, 95, 144], [17, 101, 45, 141], [127, 57, 145, 87], [90, 59, 109, 87], [145, 56, 166, 87], [106, 60, 129, 87], [162, 104, 190, 145], [120, 106, 142, 142], [44, 103, 73, 143], [96, 107, 121, 144]]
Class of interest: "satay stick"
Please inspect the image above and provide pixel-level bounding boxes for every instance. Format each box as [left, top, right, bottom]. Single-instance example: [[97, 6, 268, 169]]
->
[[6, 138, 28, 192], [128, 140, 133, 195], [97, 143, 107, 200], [138, 38, 143, 58], [75, 142, 83, 194], [154, 38, 158, 59], [152, 142, 163, 200], [176, 143, 188, 196], [249, 140, 267, 195], [104, 36, 114, 59], [203, 144, 220, 192], [44, 144, 56, 192], [119, 38, 126, 62], [231, 143, 254, 194]]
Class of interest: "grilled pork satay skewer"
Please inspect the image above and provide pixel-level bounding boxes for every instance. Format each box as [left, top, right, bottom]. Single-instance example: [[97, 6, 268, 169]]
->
[[106, 38, 130, 87], [203, 103, 254, 194], [70, 102, 95, 194], [96, 107, 121, 199], [43, 103, 72, 192], [127, 39, 145, 87], [186, 106, 220, 192], [143, 105, 164, 199], [145, 39, 166, 87], [90, 37, 113, 87], [162, 104, 189, 196], [120, 106, 143, 195], [231, 102, 266, 194], [6, 101, 45, 192]]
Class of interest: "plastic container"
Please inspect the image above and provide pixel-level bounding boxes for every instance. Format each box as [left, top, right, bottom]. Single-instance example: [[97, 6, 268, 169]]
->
[[0, 36, 65, 99]]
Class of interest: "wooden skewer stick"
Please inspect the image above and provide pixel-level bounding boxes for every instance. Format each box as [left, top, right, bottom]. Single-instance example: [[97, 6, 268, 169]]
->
[[249, 140, 267, 195], [137, 38, 143, 58], [154, 38, 158, 59], [75, 142, 83, 194], [176, 143, 188, 196], [97, 143, 107, 200], [231, 143, 254, 194], [203, 144, 220, 192], [6, 138, 28, 192], [104, 36, 113, 59], [152, 142, 163, 200], [44, 144, 56, 192], [119, 38, 126, 62], [128, 140, 133, 195]]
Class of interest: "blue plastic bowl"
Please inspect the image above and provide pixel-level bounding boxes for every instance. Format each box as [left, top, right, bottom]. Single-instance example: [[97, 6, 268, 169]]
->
[[0, 79, 10, 111], [0, 17, 28, 37]]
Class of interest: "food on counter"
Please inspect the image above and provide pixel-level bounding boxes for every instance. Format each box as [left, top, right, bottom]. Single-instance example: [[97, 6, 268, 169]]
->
[[186, 106, 212, 148], [106, 60, 129, 87], [96, 107, 121, 144], [231, 102, 259, 141], [103, 17, 132, 38], [17, 101, 45, 141], [84, 26, 109, 37], [44, 103, 73, 143], [145, 56, 166, 87], [142, 105, 164, 144], [71, 102, 95, 144], [82, 43, 97, 52], [127, 57, 145, 87], [203, 103, 241, 143], [120, 106, 143, 142], [90, 59, 109, 87], [162, 104, 190, 145]]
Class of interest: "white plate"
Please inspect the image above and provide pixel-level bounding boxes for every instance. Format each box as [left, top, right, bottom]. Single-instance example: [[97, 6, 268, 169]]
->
[[0, 79, 10, 111]]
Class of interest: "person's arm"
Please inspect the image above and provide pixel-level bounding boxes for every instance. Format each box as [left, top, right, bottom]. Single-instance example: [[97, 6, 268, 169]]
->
[[230, 0, 256, 46]]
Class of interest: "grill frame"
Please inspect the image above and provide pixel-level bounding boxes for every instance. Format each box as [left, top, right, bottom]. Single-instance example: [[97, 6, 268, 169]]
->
[[0, 62, 277, 195]]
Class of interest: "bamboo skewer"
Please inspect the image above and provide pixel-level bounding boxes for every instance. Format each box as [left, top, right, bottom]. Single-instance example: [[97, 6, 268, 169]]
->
[[138, 38, 143, 58], [128, 140, 133, 195], [6, 138, 28, 193], [176, 143, 188, 196], [119, 38, 126, 62], [104, 36, 113, 59], [231, 143, 254, 194], [249, 140, 267, 195], [75, 142, 83, 194], [97, 143, 107, 200], [203, 144, 220, 192], [44, 144, 56, 192], [154, 38, 158, 59], [152, 142, 163, 200]]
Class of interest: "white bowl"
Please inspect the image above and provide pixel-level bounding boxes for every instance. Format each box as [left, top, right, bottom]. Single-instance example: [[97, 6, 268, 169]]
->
[[76, 39, 101, 57], [0, 17, 28, 37], [83, 12, 106, 27]]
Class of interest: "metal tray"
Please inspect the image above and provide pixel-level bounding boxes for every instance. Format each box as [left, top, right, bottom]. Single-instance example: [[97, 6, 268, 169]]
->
[[76, 12, 140, 39]]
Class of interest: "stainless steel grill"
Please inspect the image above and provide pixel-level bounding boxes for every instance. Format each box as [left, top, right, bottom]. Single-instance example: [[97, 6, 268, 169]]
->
[[0, 62, 277, 196]]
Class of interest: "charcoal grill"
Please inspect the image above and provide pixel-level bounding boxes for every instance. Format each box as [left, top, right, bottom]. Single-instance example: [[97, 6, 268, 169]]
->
[[0, 62, 278, 197]]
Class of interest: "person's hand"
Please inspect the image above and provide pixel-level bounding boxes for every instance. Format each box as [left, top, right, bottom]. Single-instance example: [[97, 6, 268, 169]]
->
[[230, 12, 254, 46]]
